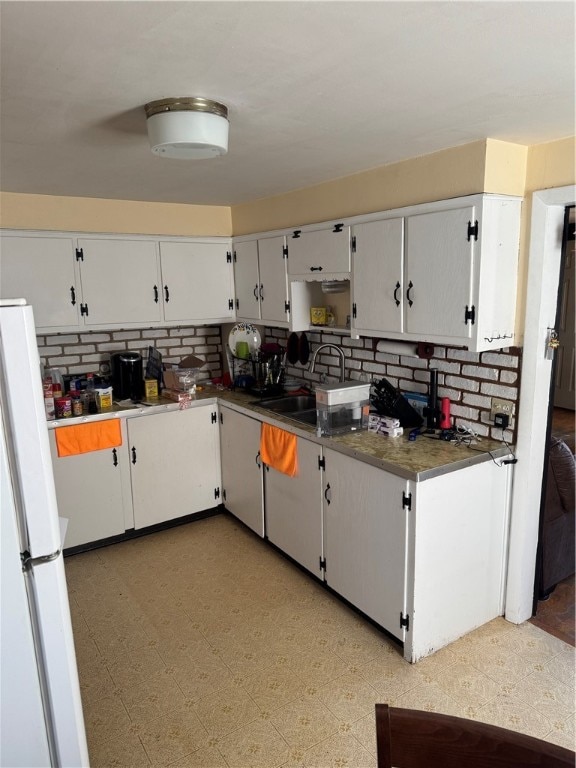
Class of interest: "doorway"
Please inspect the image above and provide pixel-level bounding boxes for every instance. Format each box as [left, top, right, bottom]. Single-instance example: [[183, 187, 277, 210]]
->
[[530, 206, 575, 646]]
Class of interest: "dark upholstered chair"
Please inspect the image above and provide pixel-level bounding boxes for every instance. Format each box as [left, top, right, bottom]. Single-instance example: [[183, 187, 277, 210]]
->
[[540, 436, 575, 596], [375, 704, 575, 768]]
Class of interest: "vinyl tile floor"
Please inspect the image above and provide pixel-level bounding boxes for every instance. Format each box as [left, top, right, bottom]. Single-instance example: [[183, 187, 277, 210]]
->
[[65, 514, 576, 768]]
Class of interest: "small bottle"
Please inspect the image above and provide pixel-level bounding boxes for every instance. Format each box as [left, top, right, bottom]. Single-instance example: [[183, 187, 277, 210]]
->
[[86, 373, 98, 414]]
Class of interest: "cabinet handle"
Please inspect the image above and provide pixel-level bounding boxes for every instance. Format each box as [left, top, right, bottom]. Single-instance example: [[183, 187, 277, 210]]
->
[[324, 483, 331, 505], [112, 448, 118, 466], [393, 281, 401, 307], [259, 284, 264, 301], [406, 281, 414, 308], [253, 284, 259, 300], [70, 286, 76, 306], [255, 451, 261, 468], [164, 285, 170, 302], [310, 266, 323, 272], [153, 285, 159, 303], [131, 446, 137, 464]]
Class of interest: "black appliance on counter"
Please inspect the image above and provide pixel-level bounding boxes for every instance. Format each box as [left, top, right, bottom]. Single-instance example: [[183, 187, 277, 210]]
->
[[110, 352, 144, 401]]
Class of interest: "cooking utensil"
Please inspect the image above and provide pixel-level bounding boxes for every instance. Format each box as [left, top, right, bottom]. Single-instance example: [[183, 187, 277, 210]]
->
[[287, 333, 299, 364], [298, 332, 310, 365]]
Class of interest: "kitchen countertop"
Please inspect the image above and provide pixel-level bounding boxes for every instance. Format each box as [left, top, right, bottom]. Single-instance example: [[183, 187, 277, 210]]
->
[[47, 386, 512, 482]]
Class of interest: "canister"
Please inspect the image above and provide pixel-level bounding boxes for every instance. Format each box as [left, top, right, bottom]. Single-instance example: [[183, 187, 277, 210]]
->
[[55, 396, 72, 418]]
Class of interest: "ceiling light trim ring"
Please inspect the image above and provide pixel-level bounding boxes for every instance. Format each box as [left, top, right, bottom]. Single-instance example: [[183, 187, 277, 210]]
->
[[145, 97, 228, 120]]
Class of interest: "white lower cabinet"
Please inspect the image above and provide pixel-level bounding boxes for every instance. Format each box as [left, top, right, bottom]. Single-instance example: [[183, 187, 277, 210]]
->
[[264, 436, 323, 578], [220, 406, 265, 536], [128, 406, 221, 530], [49, 421, 130, 549], [322, 448, 409, 642]]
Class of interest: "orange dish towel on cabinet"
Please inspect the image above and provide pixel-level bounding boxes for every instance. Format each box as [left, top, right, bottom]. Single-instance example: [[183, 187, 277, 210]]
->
[[55, 420, 122, 457], [260, 423, 298, 477]]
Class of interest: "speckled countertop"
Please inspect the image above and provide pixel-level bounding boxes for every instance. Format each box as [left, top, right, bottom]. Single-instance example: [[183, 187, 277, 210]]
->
[[47, 386, 511, 482]]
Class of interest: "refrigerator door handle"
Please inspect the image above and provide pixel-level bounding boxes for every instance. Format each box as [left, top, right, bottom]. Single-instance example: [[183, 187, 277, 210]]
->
[[21, 549, 61, 570]]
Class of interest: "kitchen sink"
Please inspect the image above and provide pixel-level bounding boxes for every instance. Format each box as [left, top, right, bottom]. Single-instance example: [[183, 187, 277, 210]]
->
[[254, 394, 317, 426]]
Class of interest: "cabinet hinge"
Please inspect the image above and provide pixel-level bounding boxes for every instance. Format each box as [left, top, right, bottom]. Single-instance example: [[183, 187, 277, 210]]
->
[[400, 612, 410, 631], [211, 411, 217, 424], [352, 303, 357, 319], [80, 303, 89, 317], [318, 456, 325, 471], [464, 305, 476, 325], [284, 300, 290, 313], [228, 299, 234, 311], [467, 220, 479, 241], [283, 245, 288, 259], [402, 491, 412, 510], [332, 223, 344, 233], [351, 235, 357, 253], [227, 251, 233, 263], [214, 487, 220, 500], [292, 230, 301, 239], [219, 412, 223, 424], [75, 247, 84, 261], [319, 556, 327, 571], [222, 488, 227, 502]]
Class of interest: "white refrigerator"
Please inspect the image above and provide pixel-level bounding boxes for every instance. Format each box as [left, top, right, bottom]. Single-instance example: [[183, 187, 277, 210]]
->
[[0, 299, 89, 767]]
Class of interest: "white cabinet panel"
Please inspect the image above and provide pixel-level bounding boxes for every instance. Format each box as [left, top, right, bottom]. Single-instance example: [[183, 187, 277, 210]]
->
[[233, 241, 261, 322], [49, 426, 128, 549], [77, 238, 161, 326], [352, 218, 404, 334], [404, 206, 474, 339], [323, 448, 408, 641], [257, 236, 289, 324], [287, 225, 350, 277], [0, 235, 80, 330], [159, 241, 234, 323], [265, 437, 323, 577], [220, 407, 264, 536], [128, 406, 220, 530]]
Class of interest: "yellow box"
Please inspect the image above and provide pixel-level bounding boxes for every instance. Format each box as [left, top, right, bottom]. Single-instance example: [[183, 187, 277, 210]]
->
[[144, 378, 159, 399]]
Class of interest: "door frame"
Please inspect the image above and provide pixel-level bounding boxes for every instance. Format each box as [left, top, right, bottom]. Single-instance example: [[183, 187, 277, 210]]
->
[[505, 185, 575, 624]]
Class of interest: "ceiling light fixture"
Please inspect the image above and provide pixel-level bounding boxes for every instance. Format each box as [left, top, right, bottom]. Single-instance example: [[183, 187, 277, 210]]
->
[[144, 97, 229, 160]]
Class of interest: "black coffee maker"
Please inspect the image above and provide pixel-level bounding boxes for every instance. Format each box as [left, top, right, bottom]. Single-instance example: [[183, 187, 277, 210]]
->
[[110, 352, 143, 401]]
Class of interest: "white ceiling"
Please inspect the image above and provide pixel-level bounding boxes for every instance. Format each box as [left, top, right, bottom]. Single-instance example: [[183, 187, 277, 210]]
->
[[1, 1, 574, 207]]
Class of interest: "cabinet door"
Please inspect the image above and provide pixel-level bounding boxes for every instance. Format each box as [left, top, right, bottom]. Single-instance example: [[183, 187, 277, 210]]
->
[[0, 235, 80, 330], [258, 236, 288, 324], [128, 406, 220, 530], [404, 207, 474, 340], [352, 218, 404, 334], [233, 241, 261, 321], [77, 238, 161, 326], [49, 428, 127, 549], [265, 437, 323, 577], [323, 448, 408, 640], [220, 407, 264, 536], [287, 226, 350, 276], [159, 241, 234, 323]]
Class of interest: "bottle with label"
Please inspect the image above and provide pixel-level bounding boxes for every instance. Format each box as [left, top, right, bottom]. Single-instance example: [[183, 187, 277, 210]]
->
[[85, 373, 98, 414]]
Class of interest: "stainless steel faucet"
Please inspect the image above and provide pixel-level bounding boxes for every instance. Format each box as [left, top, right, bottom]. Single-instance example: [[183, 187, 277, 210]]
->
[[309, 343, 346, 382]]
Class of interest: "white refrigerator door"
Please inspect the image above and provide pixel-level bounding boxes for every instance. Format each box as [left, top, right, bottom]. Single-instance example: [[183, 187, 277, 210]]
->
[[0, 301, 89, 767]]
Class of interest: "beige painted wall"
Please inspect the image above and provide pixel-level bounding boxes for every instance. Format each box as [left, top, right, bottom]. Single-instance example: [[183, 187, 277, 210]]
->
[[231, 139, 529, 235], [0, 192, 232, 237]]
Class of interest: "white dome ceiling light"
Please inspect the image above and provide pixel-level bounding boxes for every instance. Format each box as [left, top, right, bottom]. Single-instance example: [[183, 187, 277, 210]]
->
[[145, 97, 229, 160]]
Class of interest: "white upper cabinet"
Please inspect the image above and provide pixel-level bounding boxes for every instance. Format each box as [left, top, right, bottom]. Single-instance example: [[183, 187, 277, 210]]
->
[[159, 241, 234, 323], [351, 194, 521, 352], [287, 224, 351, 278], [77, 238, 162, 327], [0, 235, 81, 329], [233, 236, 288, 326]]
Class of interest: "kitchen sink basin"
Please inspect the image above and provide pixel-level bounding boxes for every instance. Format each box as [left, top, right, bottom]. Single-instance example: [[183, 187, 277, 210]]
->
[[255, 395, 316, 414], [254, 394, 317, 426]]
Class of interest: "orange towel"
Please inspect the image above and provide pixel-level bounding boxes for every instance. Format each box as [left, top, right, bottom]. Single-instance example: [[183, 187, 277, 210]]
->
[[260, 423, 298, 477], [55, 420, 122, 457]]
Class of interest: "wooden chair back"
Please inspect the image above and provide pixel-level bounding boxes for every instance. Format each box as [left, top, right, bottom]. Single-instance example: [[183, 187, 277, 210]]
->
[[375, 704, 575, 768]]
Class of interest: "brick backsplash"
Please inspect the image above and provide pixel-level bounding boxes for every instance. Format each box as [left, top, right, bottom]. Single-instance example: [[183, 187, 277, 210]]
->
[[37, 325, 223, 383], [265, 327, 521, 442]]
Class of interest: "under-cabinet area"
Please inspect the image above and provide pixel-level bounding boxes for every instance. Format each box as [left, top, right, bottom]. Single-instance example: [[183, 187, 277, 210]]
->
[[49, 391, 512, 662]]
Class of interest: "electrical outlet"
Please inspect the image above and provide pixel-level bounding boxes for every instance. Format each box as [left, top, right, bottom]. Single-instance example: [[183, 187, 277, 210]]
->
[[490, 398, 514, 422]]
